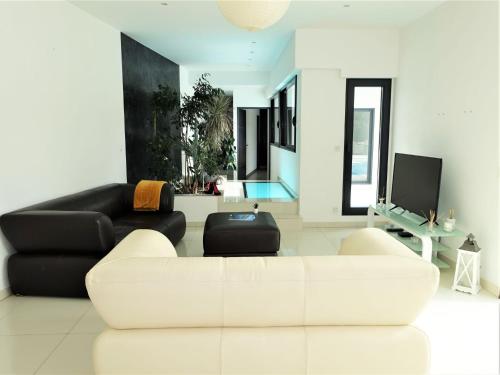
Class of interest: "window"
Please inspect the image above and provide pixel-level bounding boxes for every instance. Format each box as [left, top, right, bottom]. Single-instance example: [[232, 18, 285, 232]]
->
[[342, 79, 391, 215], [284, 79, 296, 149], [270, 94, 280, 145], [270, 76, 297, 152], [352, 108, 374, 184]]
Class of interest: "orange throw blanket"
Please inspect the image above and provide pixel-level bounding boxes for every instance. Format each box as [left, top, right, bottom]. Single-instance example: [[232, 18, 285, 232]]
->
[[133, 180, 166, 211]]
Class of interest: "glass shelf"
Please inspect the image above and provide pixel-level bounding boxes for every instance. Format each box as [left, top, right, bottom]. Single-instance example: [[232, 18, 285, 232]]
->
[[370, 205, 465, 238], [385, 231, 450, 268]]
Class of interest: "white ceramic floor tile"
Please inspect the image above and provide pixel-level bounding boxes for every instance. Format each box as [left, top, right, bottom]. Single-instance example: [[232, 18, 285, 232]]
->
[[416, 268, 500, 375], [0, 297, 91, 335], [0, 334, 64, 374], [281, 229, 335, 256], [71, 307, 107, 334], [181, 228, 204, 243], [176, 239, 204, 257], [0, 296, 25, 320], [176, 228, 204, 257], [321, 228, 356, 251], [36, 334, 98, 375]]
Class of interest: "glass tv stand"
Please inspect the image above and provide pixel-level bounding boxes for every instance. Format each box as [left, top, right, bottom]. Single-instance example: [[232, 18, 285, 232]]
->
[[367, 205, 465, 268]]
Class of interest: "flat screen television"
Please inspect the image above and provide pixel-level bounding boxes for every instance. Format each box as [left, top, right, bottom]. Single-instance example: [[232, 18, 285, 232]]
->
[[391, 153, 442, 219]]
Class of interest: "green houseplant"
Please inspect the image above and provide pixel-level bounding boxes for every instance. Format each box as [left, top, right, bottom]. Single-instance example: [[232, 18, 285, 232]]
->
[[147, 74, 235, 194], [147, 84, 181, 184], [178, 74, 234, 193]]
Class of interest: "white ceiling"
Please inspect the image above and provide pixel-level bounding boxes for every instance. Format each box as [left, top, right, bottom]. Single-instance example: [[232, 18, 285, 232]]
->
[[72, 0, 444, 71]]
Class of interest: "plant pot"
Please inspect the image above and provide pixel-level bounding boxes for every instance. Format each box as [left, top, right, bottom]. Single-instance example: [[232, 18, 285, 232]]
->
[[175, 194, 219, 223]]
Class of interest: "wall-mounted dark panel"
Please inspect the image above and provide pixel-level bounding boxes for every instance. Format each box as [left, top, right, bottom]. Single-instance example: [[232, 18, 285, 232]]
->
[[121, 33, 181, 184]]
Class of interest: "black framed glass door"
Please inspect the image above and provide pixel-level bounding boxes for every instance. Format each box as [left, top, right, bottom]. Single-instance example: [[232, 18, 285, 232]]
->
[[342, 79, 391, 215]]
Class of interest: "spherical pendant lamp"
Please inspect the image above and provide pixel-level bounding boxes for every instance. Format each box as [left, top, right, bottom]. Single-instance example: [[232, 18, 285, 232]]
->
[[217, 0, 291, 32]]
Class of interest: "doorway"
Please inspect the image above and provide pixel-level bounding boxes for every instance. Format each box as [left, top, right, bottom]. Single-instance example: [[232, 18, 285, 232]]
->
[[342, 79, 392, 215], [237, 107, 269, 180]]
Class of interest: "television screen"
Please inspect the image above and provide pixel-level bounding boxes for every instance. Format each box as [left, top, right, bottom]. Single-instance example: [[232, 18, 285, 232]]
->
[[391, 153, 442, 218]]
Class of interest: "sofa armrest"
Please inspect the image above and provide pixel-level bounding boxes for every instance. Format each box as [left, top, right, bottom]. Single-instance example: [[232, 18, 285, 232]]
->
[[0, 210, 115, 254], [93, 229, 177, 266], [122, 183, 175, 213], [339, 228, 419, 259]]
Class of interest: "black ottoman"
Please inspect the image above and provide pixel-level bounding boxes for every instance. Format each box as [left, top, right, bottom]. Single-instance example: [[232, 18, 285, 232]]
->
[[203, 212, 280, 257]]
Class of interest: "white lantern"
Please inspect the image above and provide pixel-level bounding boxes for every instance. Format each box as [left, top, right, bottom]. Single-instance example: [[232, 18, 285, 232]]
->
[[452, 234, 481, 295], [217, 0, 291, 32]]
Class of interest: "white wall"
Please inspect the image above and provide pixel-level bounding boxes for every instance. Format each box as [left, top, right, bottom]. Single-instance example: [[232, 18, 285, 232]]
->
[[268, 34, 297, 95], [295, 28, 399, 77], [175, 195, 218, 223], [0, 2, 126, 293], [299, 69, 347, 221], [393, 1, 499, 289], [267, 42, 301, 192], [245, 109, 259, 176], [270, 145, 300, 195], [268, 28, 399, 222]]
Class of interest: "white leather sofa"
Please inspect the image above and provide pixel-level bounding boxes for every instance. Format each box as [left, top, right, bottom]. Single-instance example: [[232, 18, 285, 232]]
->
[[87, 228, 439, 374], [86, 227, 439, 329], [93, 326, 430, 375]]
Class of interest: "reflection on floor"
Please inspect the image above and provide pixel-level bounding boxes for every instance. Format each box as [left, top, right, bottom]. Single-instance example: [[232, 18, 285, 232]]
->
[[245, 168, 267, 180], [0, 227, 498, 374]]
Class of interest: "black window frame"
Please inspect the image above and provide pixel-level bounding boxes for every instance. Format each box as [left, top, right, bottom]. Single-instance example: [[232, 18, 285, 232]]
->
[[270, 93, 280, 145], [270, 76, 297, 153], [342, 78, 392, 216]]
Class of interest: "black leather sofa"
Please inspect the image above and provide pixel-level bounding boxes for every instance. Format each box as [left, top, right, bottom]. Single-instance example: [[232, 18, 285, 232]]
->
[[0, 183, 186, 298]]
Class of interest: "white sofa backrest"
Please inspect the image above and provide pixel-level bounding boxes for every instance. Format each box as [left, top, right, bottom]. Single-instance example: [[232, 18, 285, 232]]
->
[[86, 229, 439, 329]]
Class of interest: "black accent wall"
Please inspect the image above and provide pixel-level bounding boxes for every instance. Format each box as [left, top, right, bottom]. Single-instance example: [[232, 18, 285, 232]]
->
[[120, 33, 181, 184]]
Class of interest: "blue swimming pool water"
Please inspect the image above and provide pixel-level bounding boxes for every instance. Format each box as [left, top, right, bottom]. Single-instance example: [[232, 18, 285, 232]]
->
[[352, 161, 368, 176], [244, 182, 294, 199]]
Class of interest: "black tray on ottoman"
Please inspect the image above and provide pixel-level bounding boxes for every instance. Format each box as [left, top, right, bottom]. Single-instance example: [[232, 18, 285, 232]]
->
[[203, 212, 280, 257]]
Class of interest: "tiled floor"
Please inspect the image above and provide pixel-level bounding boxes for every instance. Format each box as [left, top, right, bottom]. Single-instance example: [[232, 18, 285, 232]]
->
[[0, 227, 498, 374]]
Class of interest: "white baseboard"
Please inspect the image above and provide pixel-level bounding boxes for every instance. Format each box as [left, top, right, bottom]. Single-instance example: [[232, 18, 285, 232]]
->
[[0, 287, 11, 301]]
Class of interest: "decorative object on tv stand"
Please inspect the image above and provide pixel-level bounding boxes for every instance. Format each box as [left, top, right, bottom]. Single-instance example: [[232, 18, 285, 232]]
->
[[217, 0, 290, 31], [452, 234, 481, 295], [253, 203, 259, 214], [444, 208, 456, 232], [423, 209, 439, 231], [377, 187, 386, 209], [378, 197, 385, 210]]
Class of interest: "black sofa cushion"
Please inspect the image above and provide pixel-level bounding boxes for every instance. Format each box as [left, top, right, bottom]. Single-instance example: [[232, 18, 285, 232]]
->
[[20, 184, 126, 219], [0, 211, 114, 254], [203, 212, 280, 257], [113, 211, 186, 245], [8, 253, 101, 298]]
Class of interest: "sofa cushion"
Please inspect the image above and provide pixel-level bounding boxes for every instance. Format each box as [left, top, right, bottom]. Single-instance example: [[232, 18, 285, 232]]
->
[[113, 211, 186, 245], [9, 253, 101, 297], [0, 211, 115, 254], [18, 184, 126, 219]]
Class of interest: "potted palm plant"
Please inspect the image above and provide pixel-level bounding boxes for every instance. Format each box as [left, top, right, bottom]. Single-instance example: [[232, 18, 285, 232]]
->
[[178, 74, 234, 194]]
